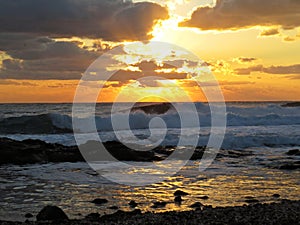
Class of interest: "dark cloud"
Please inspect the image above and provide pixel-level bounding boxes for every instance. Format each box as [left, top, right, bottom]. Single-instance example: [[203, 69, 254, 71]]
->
[[179, 0, 300, 30], [260, 28, 280, 36], [0, 35, 99, 80], [235, 64, 300, 75], [0, 0, 168, 41], [237, 57, 258, 63]]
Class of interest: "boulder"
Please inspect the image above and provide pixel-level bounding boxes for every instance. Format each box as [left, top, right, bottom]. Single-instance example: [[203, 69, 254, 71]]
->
[[151, 201, 167, 208], [286, 149, 300, 156], [91, 198, 108, 205], [36, 205, 68, 221], [174, 190, 189, 196], [174, 196, 182, 204], [85, 213, 100, 221], [129, 200, 138, 208]]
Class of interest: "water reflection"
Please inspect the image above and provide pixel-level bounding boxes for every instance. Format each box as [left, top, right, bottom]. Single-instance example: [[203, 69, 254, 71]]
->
[[1, 155, 299, 221]]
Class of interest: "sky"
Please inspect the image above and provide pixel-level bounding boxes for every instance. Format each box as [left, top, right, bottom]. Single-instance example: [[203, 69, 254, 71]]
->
[[0, 0, 299, 102]]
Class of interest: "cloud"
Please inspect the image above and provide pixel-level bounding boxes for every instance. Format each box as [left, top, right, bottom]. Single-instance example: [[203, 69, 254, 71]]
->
[[236, 57, 258, 63], [260, 28, 280, 36], [0, 0, 168, 41], [0, 33, 105, 80], [179, 0, 300, 31], [235, 64, 300, 75], [0, 79, 37, 86], [284, 36, 296, 42]]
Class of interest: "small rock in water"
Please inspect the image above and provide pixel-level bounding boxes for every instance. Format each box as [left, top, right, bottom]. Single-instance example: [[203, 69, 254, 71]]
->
[[174, 196, 182, 204], [91, 198, 108, 205], [199, 195, 209, 200], [286, 149, 300, 156], [151, 201, 167, 208], [85, 213, 100, 221], [272, 194, 281, 198], [25, 213, 33, 218], [190, 202, 203, 209], [278, 161, 300, 170], [174, 190, 189, 196], [129, 200, 138, 208], [36, 205, 69, 221], [245, 198, 259, 204]]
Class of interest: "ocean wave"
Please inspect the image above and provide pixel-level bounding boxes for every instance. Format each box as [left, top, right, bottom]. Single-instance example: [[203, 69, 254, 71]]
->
[[0, 104, 299, 134]]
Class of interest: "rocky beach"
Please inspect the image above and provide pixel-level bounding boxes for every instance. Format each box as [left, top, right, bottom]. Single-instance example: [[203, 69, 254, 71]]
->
[[0, 200, 299, 225]]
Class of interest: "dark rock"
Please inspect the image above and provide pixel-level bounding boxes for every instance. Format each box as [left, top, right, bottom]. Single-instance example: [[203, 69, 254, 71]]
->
[[199, 195, 209, 200], [101, 209, 141, 221], [245, 198, 259, 204], [24, 213, 33, 218], [286, 149, 300, 156], [108, 206, 118, 210], [151, 201, 167, 208], [278, 161, 300, 170], [36, 205, 68, 222], [174, 196, 182, 203], [272, 194, 281, 198], [0, 138, 159, 165], [131, 102, 173, 115], [85, 213, 100, 221], [129, 200, 138, 208], [91, 198, 108, 205], [80, 141, 155, 162], [281, 102, 300, 107], [0, 138, 83, 165], [190, 202, 203, 209], [174, 190, 189, 196]]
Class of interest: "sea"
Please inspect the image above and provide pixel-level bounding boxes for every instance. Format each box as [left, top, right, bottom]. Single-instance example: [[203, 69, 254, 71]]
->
[[0, 102, 299, 221]]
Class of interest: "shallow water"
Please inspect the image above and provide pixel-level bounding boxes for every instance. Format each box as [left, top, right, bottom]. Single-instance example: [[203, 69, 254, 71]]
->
[[1, 146, 299, 221]]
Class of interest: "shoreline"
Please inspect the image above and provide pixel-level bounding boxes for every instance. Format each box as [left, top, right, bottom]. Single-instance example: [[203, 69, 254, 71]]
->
[[0, 200, 299, 225]]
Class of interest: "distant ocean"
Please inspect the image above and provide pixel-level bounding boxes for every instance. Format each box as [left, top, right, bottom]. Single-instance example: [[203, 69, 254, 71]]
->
[[0, 102, 299, 148], [0, 102, 299, 221]]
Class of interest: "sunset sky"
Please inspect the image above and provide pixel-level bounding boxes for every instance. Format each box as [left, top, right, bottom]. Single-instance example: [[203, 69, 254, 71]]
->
[[0, 0, 299, 102]]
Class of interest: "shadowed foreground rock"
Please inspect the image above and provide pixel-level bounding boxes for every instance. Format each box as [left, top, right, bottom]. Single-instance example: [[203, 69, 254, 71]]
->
[[0, 138, 208, 165], [1, 200, 299, 225], [36, 205, 68, 222], [0, 138, 156, 164]]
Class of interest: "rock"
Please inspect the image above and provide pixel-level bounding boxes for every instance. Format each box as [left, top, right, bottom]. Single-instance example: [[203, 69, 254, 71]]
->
[[286, 149, 300, 156], [151, 201, 167, 208], [272, 194, 281, 198], [25, 213, 33, 218], [129, 200, 138, 208], [199, 195, 209, 200], [109, 206, 119, 210], [174, 190, 189, 196], [245, 198, 259, 204], [101, 209, 141, 221], [174, 196, 182, 204], [80, 141, 155, 162], [278, 161, 300, 170], [0, 138, 83, 165], [36, 205, 68, 222], [85, 213, 100, 221], [91, 198, 108, 205], [190, 202, 203, 209], [281, 102, 300, 107]]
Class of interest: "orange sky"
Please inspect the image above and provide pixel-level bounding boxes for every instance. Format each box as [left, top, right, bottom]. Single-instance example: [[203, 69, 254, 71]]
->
[[0, 0, 299, 102]]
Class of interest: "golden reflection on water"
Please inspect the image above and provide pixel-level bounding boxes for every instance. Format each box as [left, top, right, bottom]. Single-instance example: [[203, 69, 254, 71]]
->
[[1, 162, 299, 221]]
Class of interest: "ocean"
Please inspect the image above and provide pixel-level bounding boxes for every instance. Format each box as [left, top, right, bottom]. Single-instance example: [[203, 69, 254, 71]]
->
[[0, 102, 299, 221]]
